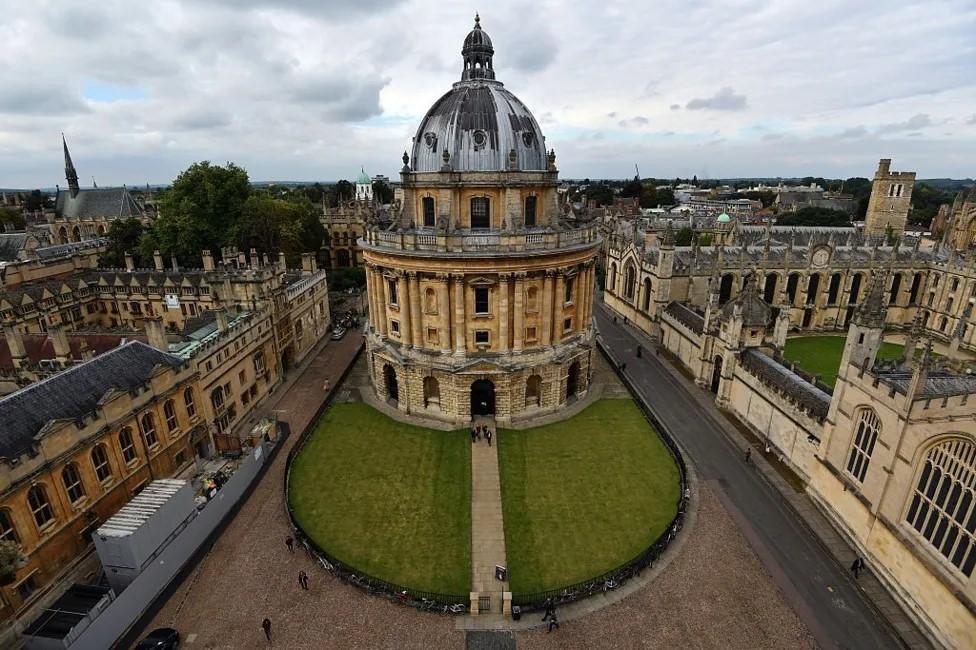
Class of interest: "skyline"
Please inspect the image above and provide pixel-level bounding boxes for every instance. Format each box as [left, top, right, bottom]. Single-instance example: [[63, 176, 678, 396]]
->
[[1, 0, 974, 187]]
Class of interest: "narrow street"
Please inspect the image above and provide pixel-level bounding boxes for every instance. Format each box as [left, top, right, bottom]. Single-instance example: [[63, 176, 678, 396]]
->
[[595, 306, 902, 650]]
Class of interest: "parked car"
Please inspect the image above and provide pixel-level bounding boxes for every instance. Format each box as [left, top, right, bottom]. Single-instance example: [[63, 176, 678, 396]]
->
[[330, 327, 346, 340], [136, 627, 180, 649]]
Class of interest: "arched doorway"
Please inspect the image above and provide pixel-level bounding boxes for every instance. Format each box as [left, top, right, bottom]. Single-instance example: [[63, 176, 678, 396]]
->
[[470, 379, 495, 416], [423, 376, 440, 409], [566, 362, 580, 400], [383, 364, 399, 403], [710, 356, 723, 394], [525, 374, 541, 407]]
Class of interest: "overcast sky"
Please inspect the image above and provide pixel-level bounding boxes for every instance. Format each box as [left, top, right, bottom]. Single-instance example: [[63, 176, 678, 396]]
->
[[1, 0, 974, 188]]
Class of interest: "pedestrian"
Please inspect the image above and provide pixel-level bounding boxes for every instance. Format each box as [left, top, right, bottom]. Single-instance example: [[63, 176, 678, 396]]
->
[[620, 362, 627, 372], [636, 344, 642, 358], [261, 618, 272, 641], [850, 556, 865, 579], [745, 448, 752, 464], [547, 613, 560, 633], [486, 429, 493, 447], [541, 599, 554, 621], [322, 378, 330, 392], [285, 536, 294, 553], [470, 426, 477, 443], [298, 570, 309, 590]]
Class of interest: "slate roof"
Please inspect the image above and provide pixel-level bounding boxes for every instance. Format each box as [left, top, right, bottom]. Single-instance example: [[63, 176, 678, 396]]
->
[[54, 187, 144, 221], [740, 349, 831, 421], [877, 371, 976, 399], [0, 233, 29, 262], [0, 341, 183, 460], [664, 301, 704, 334], [34, 238, 106, 260], [720, 275, 771, 327]]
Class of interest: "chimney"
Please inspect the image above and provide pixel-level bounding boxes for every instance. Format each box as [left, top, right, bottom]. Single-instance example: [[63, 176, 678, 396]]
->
[[278, 251, 287, 272], [153, 250, 164, 271], [250, 248, 260, 269], [202, 249, 215, 271], [262, 253, 270, 267], [49, 324, 71, 363], [237, 251, 247, 269], [301, 253, 316, 275], [124, 252, 135, 271], [143, 316, 168, 351], [216, 309, 229, 332], [4, 325, 27, 368], [171, 255, 180, 273]]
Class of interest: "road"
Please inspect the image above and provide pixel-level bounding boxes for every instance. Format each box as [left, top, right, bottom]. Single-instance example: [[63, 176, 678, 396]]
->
[[595, 307, 901, 650]]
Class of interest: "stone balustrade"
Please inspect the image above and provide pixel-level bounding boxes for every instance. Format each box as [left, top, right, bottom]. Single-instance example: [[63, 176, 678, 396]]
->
[[361, 223, 600, 256]]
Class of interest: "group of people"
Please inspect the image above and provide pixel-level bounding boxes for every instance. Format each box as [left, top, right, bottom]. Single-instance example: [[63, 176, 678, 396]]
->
[[261, 536, 312, 642], [541, 599, 560, 632], [470, 424, 494, 446]]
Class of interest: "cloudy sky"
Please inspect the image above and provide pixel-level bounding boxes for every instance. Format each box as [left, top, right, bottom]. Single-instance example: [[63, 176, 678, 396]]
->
[[1, 0, 974, 188]]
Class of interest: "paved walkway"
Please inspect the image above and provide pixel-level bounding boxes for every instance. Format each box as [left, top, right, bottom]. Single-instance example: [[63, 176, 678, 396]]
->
[[469, 416, 509, 615], [596, 301, 930, 649]]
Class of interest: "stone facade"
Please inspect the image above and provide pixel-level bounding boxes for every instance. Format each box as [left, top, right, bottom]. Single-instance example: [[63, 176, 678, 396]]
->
[[864, 158, 916, 237]]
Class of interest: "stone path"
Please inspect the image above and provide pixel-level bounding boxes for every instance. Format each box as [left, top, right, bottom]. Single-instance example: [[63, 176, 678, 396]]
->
[[469, 416, 509, 614]]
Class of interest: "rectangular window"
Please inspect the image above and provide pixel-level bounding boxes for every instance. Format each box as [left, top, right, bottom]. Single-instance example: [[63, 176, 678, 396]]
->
[[391, 320, 400, 335], [525, 326, 537, 342], [427, 327, 438, 344], [564, 277, 574, 304], [423, 196, 436, 227], [525, 195, 537, 227], [475, 287, 490, 315], [475, 330, 490, 345], [564, 317, 573, 332], [388, 279, 399, 305], [470, 197, 490, 229]]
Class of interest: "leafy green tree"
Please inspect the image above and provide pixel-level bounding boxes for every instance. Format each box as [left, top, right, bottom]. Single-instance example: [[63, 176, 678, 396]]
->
[[0, 206, 25, 230], [585, 183, 615, 206], [335, 180, 353, 203], [230, 193, 324, 267], [620, 177, 643, 199], [372, 180, 394, 204], [674, 227, 695, 246], [100, 218, 144, 268], [777, 207, 851, 227], [329, 267, 367, 291], [697, 232, 713, 246], [909, 182, 954, 226], [656, 187, 675, 205]]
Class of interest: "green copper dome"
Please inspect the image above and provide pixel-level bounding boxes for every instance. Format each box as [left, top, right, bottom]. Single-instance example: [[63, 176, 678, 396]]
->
[[717, 212, 731, 223], [357, 168, 371, 184]]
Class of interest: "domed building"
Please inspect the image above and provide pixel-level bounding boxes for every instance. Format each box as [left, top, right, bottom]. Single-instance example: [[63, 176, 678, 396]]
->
[[361, 15, 601, 425]]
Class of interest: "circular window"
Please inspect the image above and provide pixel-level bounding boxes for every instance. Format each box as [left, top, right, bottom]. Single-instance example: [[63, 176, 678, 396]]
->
[[472, 130, 487, 148], [424, 132, 438, 150], [522, 132, 534, 147]]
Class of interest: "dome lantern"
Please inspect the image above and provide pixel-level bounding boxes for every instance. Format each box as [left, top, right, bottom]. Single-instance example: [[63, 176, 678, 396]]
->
[[461, 13, 495, 81]]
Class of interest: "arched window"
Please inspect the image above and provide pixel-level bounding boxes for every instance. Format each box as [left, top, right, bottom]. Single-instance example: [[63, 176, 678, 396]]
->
[[184, 386, 196, 418], [119, 427, 137, 464], [786, 273, 800, 305], [641, 278, 652, 312], [806, 274, 820, 305], [940, 316, 949, 332], [905, 437, 976, 577], [719, 274, 734, 305], [525, 374, 542, 406], [62, 463, 86, 503], [624, 263, 636, 301], [526, 286, 539, 311], [423, 376, 440, 409], [422, 196, 435, 228], [92, 444, 112, 483], [846, 408, 881, 483], [27, 485, 55, 530], [608, 263, 617, 294], [889, 273, 902, 305], [827, 273, 842, 305], [0, 509, 18, 543], [71, 226, 81, 242], [909, 273, 923, 304], [849, 273, 863, 305], [524, 195, 537, 227], [470, 197, 490, 229], [58, 226, 68, 244], [763, 274, 777, 303], [424, 287, 437, 313], [164, 399, 178, 432], [141, 412, 158, 449]]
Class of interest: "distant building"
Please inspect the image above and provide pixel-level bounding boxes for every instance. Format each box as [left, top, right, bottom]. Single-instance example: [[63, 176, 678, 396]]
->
[[864, 158, 916, 237]]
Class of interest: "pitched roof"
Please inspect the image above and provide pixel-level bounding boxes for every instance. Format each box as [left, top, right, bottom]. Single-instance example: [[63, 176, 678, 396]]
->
[[0, 332, 145, 371], [0, 341, 183, 460], [54, 187, 144, 221]]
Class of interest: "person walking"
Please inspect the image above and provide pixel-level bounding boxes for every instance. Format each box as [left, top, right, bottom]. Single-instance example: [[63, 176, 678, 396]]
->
[[298, 570, 309, 590], [850, 556, 865, 579], [486, 429, 493, 447], [285, 536, 294, 553], [322, 378, 330, 392], [541, 599, 554, 622], [636, 344, 642, 358], [547, 613, 560, 633], [745, 448, 752, 464], [261, 618, 272, 641]]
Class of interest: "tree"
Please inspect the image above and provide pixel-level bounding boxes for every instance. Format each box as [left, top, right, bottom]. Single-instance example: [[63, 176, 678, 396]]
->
[[229, 193, 324, 267], [657, 187, 675, 205], [697, 232, 713, 246], [0, 540, 25, 584], [620, 177, 643, 199], [777, 207, 851, 227], [100, 217, 144, 268], [329, 267, 367, 291], [146, 161, 251, 265], [372, 180, 394, 204], [674, 227, 695, 246], [0, 206, 25, 230], [909, 182, 954, 226], [585, 183, 615, 207], [335, 180, 353, 203]]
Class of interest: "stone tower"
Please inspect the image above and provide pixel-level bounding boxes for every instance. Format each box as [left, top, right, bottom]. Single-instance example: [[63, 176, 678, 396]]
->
[[864, 158, 915, 237]]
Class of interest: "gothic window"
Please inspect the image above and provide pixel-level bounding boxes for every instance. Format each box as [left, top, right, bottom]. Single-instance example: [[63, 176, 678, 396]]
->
[[119, 427, 137, 464], [92, 444, 112, 483], [470, 197, 490, 229], [525, 196, 537, 227], [424, 288, 437, 314], [905, 438, 976, 577], [889, 273, 902, 305], [475, 287, 490, 314], [624, 264, 637, 301], [641, 278, 652, 312], [141, 412, 158, 449], [422, 197, 435, 228], [786, 274, 800, 305], [806, 274, 820, 305], [827, 274, 841, 305], [184, 387, 196, 418], [846, 408, 881, 483], [0, 510, 17, 543], [719, 274, 733, 305], [62, 463, 86, 503], [909, 273, 922, 304], [27, 485, 55, 530], [164, 399, 178, 432], [763, 274, 777, 303]]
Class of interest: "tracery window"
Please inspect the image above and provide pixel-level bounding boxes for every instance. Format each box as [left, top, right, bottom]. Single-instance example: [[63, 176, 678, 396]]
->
[[905, 438, 976, 577], [846, 408, 881, 483]]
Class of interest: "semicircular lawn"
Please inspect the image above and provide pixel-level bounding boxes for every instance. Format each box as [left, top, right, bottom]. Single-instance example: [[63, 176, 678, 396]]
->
[[288, 403, 471, 596], [498, 399, 682, 595]]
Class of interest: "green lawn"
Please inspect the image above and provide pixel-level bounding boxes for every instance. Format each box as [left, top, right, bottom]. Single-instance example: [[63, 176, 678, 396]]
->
[[783, 335, 905, 388], [288, 403, 471, 595], [498, 399, 681, 595]]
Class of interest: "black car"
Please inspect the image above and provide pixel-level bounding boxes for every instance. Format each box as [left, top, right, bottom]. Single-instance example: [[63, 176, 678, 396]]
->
[[136, 627, 180, 649]]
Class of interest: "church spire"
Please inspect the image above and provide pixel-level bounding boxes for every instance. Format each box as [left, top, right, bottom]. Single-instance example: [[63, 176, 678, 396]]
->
[[62, 133, 80, 198]]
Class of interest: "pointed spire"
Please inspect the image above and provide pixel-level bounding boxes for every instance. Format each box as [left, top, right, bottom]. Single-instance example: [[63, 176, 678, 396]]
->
[[62, 133, 80, 198], [854, 271, 887, 328]]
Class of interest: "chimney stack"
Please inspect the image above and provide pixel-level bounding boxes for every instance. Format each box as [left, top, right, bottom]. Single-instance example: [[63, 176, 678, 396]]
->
[[238, 251, 247, 269], [4, 325, 27, 368], [49, 324, 71, 363], [250, 248, 260, 269], [143, 316, 168, 351], [202, 249, 215, 271], [262, 253, 270, 267], [301, 253, 316, 275], [216, 309, 229, 332], [278, 251, 287, 272], [171, 255, 179, 273], [124, 252, 135, 272], [153, 250, 164, 271]]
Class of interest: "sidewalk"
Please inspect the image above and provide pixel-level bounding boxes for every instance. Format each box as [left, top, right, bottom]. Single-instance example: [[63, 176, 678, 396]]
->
[[597, 300, 933, 649], [469, 417, 509, 615]]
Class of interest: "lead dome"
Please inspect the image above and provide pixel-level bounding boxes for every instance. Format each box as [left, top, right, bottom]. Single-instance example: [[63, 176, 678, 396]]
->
[[409, 15, 547, 173]]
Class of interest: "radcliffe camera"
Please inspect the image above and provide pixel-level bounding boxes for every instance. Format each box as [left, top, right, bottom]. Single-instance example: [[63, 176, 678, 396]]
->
[[0, 3, 974, 649]]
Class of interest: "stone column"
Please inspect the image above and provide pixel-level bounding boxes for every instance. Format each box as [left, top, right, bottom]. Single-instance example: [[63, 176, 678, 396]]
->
[[398, 272, 412, 346], [365, 264, 377, 332], [579, 265, 591, 332], [453, 273, 466, 354], [409, 271, 422, 348], [437, 273, 452, 353], [498, 273, 511, 352], [552, 272, 565, 344], [513, 273, 525, 351], [541, 270, 554, 345], [374, 267, 388, 337]]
